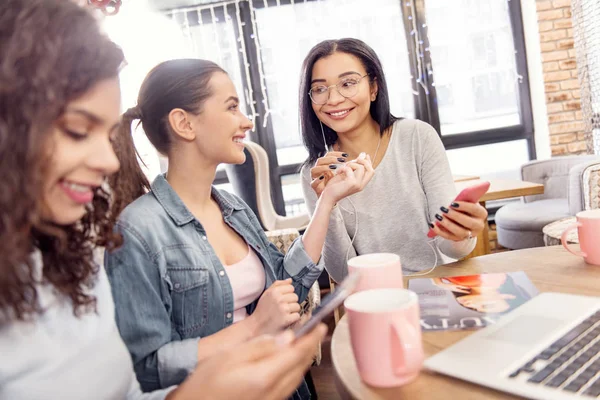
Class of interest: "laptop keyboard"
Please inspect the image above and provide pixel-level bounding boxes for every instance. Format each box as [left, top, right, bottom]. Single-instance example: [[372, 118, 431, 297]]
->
[[508, 310, 600, 397]]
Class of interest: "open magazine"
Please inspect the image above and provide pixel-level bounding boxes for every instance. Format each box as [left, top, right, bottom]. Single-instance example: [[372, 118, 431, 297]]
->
[[407, 271, 538, 332]]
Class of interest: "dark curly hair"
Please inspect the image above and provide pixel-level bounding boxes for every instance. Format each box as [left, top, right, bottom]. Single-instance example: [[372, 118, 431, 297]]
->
[[0, 0, 125, 322]]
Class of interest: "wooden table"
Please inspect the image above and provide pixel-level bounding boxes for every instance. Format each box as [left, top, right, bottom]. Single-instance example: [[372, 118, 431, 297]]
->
[[453, 174, 480, 182], [332, 246, 600, 399], [543, 217, 579, 247], [454, 178, 544, 203], [454, 179, 545, 257]]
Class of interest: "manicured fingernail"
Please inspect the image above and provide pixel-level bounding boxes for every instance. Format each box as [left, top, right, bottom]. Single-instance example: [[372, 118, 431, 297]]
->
[[428, 223, 434, 229], [435, 214, 443, 221], [329, 165, 337, 169], [319, 175, 324, 180], [341, 153, 349, 157], [337, 157, 346, 162], [440, 206, 449, 214], [451, 202, 459, 208]]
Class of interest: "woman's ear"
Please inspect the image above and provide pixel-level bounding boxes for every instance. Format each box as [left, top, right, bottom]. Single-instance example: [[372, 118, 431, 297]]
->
[[168, 108, 196, 141], [370, 78, 379, 102]]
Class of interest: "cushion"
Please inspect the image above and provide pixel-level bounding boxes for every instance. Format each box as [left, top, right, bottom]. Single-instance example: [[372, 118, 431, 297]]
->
[[496, 227, 545, 250], [495, 199, 570, 231]]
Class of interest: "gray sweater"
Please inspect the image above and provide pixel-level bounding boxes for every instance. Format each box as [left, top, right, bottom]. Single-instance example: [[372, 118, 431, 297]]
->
[[301, 119, 476, 282]]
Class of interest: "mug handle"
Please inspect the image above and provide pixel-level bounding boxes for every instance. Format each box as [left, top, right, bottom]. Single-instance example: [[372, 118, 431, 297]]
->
[[561, 222, 587, 258], [390, 319, 421, 376]]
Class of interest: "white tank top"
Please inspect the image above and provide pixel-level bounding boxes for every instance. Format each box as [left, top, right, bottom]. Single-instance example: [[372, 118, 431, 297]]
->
[[223, 246, 266, 323]]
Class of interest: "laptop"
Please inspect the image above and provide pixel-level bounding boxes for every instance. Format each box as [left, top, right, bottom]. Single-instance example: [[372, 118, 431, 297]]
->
[[424, 292, 600, 400]]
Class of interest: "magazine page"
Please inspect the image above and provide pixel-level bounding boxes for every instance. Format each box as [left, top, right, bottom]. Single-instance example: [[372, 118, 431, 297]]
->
[[408, 271, 538, 331]]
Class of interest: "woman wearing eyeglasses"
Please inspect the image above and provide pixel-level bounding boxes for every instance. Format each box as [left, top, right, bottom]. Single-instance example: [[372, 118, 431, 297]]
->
[[299, 38, 489, 283]]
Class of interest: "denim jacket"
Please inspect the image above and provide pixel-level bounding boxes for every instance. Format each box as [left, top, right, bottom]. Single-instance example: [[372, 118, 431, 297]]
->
[[105, 174, 321, 398]]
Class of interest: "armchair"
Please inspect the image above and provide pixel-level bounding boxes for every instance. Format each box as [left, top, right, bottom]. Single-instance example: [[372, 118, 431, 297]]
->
[[495, 155, 600, 250], [542, 159, 600, 246], [224, 141, 309, 231]]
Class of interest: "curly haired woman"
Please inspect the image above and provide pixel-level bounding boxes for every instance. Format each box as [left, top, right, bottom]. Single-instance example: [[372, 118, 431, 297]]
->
[[0, 1, 325, 399]]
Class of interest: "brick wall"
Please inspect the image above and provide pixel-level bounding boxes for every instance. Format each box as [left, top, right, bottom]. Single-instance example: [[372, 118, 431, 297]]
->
[[537, 0, 586, 155]]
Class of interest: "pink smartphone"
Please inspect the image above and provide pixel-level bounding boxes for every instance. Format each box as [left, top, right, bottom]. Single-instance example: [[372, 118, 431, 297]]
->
[[427, 180, 491, 238]]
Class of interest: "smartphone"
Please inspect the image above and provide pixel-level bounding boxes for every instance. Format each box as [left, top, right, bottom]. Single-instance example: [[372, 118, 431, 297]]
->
[[292, 272, 361, 339], [427, 180, 491, 238]]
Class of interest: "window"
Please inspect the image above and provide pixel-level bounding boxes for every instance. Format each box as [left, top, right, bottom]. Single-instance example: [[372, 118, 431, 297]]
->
[[281, 174, 307, 216], [155, 0, 535, 214], [254, 0, 414, 166], [446, 139, 529, 180], [103, 4, 194, 183], [425, 0, 521, 135]]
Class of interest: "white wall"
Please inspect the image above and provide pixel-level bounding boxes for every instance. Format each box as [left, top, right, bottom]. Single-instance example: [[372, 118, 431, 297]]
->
[[103, 1, 190, 180], [521, 0, 551, 160]]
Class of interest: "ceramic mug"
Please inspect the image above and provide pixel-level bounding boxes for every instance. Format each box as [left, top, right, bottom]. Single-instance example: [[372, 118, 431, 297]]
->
[[347, 253, 403, 293], [344, 288, 424, 387], [561, 209, 600, 266]]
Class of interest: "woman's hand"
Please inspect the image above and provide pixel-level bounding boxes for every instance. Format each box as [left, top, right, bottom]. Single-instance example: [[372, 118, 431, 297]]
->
[[318, 154, 375, 205], [309, 151, 347, 197], [247, 279, 301, 335], [429, 201, 488, 242], [169, 324, 328, 400]]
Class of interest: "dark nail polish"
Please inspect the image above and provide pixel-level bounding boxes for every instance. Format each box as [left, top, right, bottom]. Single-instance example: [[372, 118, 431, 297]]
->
[[329, 165, 337, 169], [440, 206, 449, 214], [319, 175, 324, 180], [428, 223, 434, 229], [341, 153, 349, 157], [337, 157, 346, 162], [451, 202, 459, 208], [435, 214, 443, 221]]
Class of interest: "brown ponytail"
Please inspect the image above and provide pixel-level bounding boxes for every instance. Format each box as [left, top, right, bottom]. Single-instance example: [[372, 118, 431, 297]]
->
[[107, 106, 151, 229], [108, 59, 226, 225]]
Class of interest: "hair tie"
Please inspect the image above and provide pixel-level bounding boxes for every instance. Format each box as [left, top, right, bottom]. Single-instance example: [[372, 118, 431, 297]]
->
[[125, 106, 143, 121]]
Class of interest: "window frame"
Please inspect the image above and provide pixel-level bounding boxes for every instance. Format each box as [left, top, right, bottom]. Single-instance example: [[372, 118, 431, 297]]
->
[[165, 0, 535, 214]]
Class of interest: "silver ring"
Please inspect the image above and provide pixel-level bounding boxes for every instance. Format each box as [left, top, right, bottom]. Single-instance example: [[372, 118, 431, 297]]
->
[[466, 230, 473, 240]]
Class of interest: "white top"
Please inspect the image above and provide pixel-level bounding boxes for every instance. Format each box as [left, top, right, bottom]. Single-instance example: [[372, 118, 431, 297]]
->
[[0, 251, 173, 400], [301, 119, 476, 282], [223, 246, 266, 323]]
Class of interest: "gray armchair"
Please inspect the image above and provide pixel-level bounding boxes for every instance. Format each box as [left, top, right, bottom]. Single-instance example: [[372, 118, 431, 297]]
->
[[495, 155, 600, 250], [224, 141, 309, 231]]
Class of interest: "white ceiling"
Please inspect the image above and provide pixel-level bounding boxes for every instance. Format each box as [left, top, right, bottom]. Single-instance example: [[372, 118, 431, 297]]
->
[[146, 0, 210, 11]]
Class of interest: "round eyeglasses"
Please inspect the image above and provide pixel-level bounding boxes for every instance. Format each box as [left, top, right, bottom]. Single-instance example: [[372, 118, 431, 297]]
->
[[308, 74, 369, 105]]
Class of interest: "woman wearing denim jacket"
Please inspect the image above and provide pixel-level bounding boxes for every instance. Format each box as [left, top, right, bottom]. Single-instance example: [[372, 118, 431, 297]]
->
[[104, 59, 374, 397]]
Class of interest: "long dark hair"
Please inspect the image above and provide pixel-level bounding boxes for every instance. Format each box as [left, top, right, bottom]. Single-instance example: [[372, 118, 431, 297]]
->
[[0, 0, 124, 321], [299, 38, 400, 166], [120, 59, 225, 156], [108, 59, 225, 212]]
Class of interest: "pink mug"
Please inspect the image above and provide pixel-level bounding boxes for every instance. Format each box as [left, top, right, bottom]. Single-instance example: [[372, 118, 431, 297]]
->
[[347, 253, 403, 292], [344, 288, 424, 387], [561, 209, 600, 265]]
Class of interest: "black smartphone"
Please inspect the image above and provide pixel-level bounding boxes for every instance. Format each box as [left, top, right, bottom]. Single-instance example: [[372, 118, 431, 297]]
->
[[293, 272, 361, 339]]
